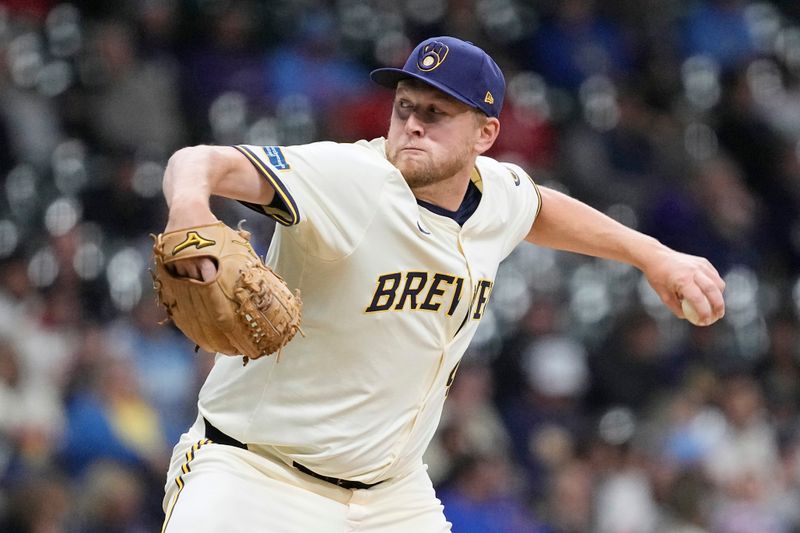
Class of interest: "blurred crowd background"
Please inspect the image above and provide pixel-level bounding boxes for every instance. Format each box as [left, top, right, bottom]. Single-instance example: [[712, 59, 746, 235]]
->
[[1, 0, 800, 531]]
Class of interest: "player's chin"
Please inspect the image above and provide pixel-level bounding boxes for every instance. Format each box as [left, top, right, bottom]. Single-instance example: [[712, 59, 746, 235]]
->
[[397, 162, 435, 187], [394, 157, 420, 174]]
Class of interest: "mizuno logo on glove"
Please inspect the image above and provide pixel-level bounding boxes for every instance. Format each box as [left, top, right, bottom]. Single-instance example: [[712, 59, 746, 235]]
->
[[172, 231, 216, 255]]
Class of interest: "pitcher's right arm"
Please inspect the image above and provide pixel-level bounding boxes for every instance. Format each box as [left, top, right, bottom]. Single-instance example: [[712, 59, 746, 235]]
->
[[161, 145, 276, 280]]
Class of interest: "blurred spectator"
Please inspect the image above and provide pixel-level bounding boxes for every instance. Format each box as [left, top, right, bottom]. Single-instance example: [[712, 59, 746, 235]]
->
[[438, 454, 546, 533], [0, 337, 63, 478], [79, 154, 166, 239], [108, 299, 198, 444], [756, 311, 800, 437], [134, 0, 180, 58], [0, 258, 39, 342], [262, 10, 371, 143], [659, 381, 726, 468], [588, 425, 659, 533], [488, 76, 558, 171], [681, 0, 755, 67], [706, 376, 778, 484], [705, 375, 789, 532], [559, 85, 670, 211], [704, 375, 781, 488], [60, 354, 167, 476], [178, 1, 265, 139], [424, 361, 512, 484], [644, 155, 760, 273], [82, 20, 186, 154], [0, 33, 62, 170], [74, 461, 151, 533], [0, 473, 71, 533], [494, 295, 564, 405], [263, 11, 370, 114], [8, 285, 81, 390], [501, 334, 589, 499], [714, 62, 800, 274], [542, 459, 593, 533], [595, 466, 657, 533], [327, 89, 395, 142], [529, 0, 632, 90], [588, 310, 670, 411], [655, 469, 713, 533], [0, 83, 62, 171]]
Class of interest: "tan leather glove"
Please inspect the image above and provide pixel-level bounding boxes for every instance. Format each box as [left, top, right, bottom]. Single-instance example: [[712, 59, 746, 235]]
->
[[152, 221, 302, 363]]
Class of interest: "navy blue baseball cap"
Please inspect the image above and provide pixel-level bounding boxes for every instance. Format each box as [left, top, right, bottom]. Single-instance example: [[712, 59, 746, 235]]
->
[[370, 36, 505, 118]]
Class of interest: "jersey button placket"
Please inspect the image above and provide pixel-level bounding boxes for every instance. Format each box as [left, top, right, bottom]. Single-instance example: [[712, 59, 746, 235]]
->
[[453, 232, 475, 341]]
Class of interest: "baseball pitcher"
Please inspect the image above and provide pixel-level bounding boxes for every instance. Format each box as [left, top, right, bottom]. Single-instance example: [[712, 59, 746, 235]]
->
[[154, 36, 725, 532]]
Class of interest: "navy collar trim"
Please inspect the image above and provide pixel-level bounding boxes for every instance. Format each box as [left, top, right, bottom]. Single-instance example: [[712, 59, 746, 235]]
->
[[416, 180, 482, 226]]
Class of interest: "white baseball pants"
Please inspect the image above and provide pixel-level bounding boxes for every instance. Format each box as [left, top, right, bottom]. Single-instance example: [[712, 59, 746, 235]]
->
[[161, 417, 452, 533]]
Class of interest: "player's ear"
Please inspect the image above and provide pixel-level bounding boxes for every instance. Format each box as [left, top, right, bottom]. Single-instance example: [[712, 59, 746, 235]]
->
[[474, 116, 500, 155]]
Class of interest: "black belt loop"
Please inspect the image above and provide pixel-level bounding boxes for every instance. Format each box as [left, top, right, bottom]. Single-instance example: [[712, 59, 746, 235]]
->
[[203, 417, 382, 490]]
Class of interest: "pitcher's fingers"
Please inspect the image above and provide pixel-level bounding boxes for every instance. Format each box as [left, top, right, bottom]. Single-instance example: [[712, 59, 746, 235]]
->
[[678, 282, 712, 319], [172, 259, 200, 280], [699, 259, 726, 292], [660, 289, 684, 318], [695, 271, 725, 319], [199, 258, 218, 282]]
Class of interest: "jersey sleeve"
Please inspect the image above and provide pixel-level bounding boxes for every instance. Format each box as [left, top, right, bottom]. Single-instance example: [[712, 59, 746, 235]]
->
[[499, 162, 542, 259], [233, 142, 389, 261]]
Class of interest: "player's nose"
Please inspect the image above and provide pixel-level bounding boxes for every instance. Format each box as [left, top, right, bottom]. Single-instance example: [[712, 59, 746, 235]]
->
[[403, 112, 424, 136]]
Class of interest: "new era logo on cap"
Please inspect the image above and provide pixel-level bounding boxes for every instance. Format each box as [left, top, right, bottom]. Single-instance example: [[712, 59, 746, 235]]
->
[[370, 36, 505, 118]]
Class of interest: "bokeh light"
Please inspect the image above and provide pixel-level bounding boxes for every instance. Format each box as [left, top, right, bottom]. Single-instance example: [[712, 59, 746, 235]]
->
[[723, 265, 760, 327], [682, 55, 721, 111], [106, 247, 145, 312], [0, 220, 19, 259], [276, 94, 316, 145], [374, 32, 410, 67], [28, 246, 59, 288], [8, 33, 44, 89], [209, 91, 248, 144], [5, 164, 39, 220], [598, 407, 636, 445], [580, 76, 619, 132], [491, 262, 532, 327], [508, 71, 551, 123], [73, 241, 104, 280], [747, 58, 784, 106], [684, 122, 719, 160], [46, 3, 82, 58], [745, 2, 782, 53], [569, 264, 611, 324], [404, 0, 446, 25], [245, 117, 280, 147], [37, 59, 72, 97], [774, 26, 800, 74], [52, 139, 88, 195], [44, 197, 81, 237], [476, 0, 528, 42], [131, 161, 165, 198]]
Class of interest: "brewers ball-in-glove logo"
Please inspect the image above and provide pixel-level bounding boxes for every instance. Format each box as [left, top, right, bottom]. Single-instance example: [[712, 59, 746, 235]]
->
[[417, 41, 449, 71]]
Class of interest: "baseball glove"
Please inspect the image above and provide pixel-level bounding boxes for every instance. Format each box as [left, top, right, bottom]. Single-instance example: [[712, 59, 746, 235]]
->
[[151, 221, 302, 364]]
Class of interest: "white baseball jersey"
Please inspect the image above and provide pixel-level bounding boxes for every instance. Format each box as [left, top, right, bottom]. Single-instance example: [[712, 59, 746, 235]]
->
[[196, 137, 540, 484]]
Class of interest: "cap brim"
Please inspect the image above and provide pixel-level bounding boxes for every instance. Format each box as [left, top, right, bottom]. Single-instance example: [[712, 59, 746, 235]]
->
[[370, 68, 480, 112]]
